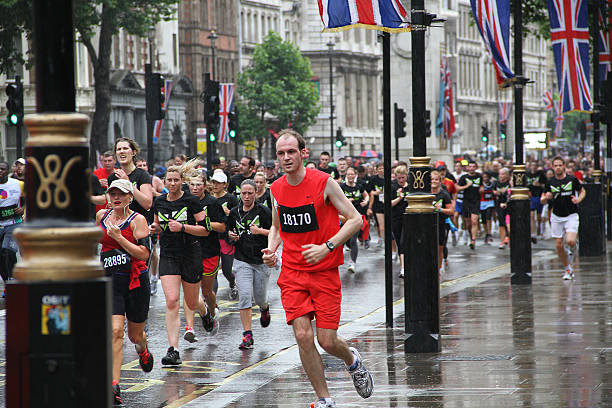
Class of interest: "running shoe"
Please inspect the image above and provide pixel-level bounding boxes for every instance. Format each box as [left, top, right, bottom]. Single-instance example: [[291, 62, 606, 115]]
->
[[347, 347, 374, 398], [210, 307, 220, 335], [137, 345, 154, 373], [260, 306, 271, 328], [531, 235, 537, 244], [562, 267, 574, 280], [184, 326, 198, 343], [499, 242, 505, 249], [161, 346, 182, 366], [364, 240, 370, 249], [229, 284, 239, 300], [347, 262, 356, 273], [112, 383, 122, 405], [201, 310, 214, 332], [398, 271, 404, 278], [239, 332, 254, 349], [310, 399, 336, 408], [150, 278, 157, 295], [469, 240, 475, 250], [504, 236, 509, 245]]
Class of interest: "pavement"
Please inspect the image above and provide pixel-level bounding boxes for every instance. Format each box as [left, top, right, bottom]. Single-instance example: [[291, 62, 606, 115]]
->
[[1, 229, 612, 407]]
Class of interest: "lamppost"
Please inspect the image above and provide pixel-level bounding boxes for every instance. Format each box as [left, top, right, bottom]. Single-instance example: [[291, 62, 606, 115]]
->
[[327, 41, 335, 159], [146, 26, 156, 170], [209, 30, 218, 80]]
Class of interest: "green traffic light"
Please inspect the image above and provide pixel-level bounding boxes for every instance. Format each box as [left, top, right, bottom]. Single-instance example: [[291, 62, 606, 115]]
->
[[229, 130, 236, 138], [8, 114, 18, 125], [209, 134, 216, 142], [335, 140, 343, 148]]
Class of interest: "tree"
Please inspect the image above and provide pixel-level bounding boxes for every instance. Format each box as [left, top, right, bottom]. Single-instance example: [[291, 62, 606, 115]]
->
[[237, 32, 320, 154], [0, 0, 178, 162]]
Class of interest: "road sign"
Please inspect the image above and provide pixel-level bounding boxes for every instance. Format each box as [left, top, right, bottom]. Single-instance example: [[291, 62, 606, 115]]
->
[[197, 128, 207, 154]]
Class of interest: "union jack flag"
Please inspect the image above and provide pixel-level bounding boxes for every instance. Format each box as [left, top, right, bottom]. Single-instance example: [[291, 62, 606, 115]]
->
[[599, 1, 611, 81], [153, 79, 174, 144], [543, 89, 554, 113], [318, 0, 409, 32], [547, 0, 592, 113], [553, 92, 564, 139], [470, 0, 515, 87], [218, 83, 234, 144], [436, 57, 456, 139], [498, 101, 511, 124]]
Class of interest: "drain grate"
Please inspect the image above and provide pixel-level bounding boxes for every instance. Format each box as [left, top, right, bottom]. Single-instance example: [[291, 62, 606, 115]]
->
[[432, 354, 514, 361]]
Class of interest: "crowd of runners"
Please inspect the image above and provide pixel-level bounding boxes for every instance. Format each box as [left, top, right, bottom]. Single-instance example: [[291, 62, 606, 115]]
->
[[0, 131, 593, 407]]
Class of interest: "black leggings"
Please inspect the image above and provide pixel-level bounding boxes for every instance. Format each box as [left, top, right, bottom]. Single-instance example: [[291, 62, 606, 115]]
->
[[214, 252, 236, 294], [347, 231, 359, 263]]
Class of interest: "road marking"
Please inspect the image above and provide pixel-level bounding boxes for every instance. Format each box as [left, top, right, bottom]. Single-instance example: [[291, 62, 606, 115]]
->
[[173, 261, 518, 407]]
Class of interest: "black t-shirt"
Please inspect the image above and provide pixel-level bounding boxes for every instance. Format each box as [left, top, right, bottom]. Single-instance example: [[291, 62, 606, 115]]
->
[[215, 193, 239, 242], [544, 175, 583, 217], [256, 189, 272, 209], [526, 170, 547, 197], [368, 175, 384, 210], [318, 166, 339, 180], [391, 181, 409, 220], [107, 167, 153, 222], [153, 192, 202, 254], [458, 173, 482, 203], [226, 203, 272, 264], [434, 189, 452, 221], [199, 193, 225, 258], [229, 173, 255, 196], [494, 180, 510, 205], [340, 182, 367, 214]]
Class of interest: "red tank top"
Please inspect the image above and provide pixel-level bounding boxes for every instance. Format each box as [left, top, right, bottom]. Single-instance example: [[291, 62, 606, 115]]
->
[[270, 168, 343, 272], [100, 210, 147, 287]]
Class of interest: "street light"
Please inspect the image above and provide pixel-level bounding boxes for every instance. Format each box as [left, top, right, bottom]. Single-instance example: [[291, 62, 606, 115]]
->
[[327, 41, 335, 159], [209, 30, 218, 80]]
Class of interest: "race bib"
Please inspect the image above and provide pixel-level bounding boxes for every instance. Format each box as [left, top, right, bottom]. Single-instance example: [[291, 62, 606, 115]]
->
[[278, 204, 318, 233], [0, 205, 17, 221], [101, 249, 131, 275]]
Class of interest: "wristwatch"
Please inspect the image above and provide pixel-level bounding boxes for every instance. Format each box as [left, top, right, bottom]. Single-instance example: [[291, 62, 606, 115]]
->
[[181, 224, 185, 233], [325, 240, 335, 252]]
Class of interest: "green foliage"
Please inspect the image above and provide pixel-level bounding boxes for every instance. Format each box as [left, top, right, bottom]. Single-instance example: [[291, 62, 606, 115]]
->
[[0, 0, 32, 75], [237, 32, 320, 142], [519, 0, 551, 39]]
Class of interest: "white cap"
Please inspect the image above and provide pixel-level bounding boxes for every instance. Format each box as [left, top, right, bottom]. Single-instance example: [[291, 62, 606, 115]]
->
[[211, 171, 227, 183], [107, 179, 134, 194]]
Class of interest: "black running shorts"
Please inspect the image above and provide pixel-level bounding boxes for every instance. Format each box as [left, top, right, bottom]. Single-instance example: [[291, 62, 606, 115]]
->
[[159, 242, 203, 284], [461, 200, 480, 217], [112, 271, 150, 323]]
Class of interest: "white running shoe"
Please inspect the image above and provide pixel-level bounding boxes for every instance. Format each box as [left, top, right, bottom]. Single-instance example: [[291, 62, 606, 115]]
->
[[348, 262, 356, 273], [347, 347, 374, 399], [562, 266, 574, 280], [183, 326, 198, 343], [211, 307, 220, 335], [310, 399, 336, 408]]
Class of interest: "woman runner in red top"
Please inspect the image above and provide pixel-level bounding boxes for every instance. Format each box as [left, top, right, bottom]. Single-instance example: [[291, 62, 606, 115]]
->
[[97, 179, 153, 405]]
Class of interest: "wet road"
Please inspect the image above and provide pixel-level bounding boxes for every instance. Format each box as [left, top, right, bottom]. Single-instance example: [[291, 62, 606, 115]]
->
[[3, 233, 609, 407]]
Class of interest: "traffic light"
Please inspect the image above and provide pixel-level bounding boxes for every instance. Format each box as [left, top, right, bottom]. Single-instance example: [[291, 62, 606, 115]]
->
[[5, 78, 23, 126], [228, 107, 238, 139], [204, 78, 220, 142], [481, 124, 489, 143], [394, 103, 406, 138], [145, 72, 165, 121], [499, 123, 507, 139], [335, 128, 345, 148], [424, 110, 431, 138]]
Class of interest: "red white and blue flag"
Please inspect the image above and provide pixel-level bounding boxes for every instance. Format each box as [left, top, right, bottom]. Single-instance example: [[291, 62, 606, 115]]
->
[[436, 57, 456, 139], [498, 101, 511, 124], [218, 83, 235, 144], [153, 79, 174, 144], [599, 2, 611, 81], [470, 0, 515, 87], [318, 0, 409, 32], [553, 94, 565, 139], [543, 89, 554, 113], [547, 0, 592, 113]]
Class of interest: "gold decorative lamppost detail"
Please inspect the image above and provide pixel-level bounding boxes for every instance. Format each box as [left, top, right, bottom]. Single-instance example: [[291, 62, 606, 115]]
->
[[406, 157, 435, 214], [509, 164, 532, 283]]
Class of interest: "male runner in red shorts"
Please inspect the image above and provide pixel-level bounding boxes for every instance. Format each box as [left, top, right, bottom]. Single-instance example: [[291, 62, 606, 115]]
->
[[262, 129, 374, 408]]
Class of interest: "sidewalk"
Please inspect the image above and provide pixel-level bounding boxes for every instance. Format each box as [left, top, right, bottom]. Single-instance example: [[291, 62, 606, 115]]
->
[[187, 248, 612, 407]]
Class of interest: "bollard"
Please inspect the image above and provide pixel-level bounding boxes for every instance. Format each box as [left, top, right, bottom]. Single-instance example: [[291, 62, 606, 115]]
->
[[509, 165, 532, 284], [6, 113, 111, 407], [578, 170, 606, 256]]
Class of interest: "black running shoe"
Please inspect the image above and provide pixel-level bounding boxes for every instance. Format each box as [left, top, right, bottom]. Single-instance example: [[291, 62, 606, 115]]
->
[[138, 345, 154, 372], [201, 310, 214, 332], [161, 346, 182, 366], [112, 383, 122, 405], [260, 306, 271, 328]]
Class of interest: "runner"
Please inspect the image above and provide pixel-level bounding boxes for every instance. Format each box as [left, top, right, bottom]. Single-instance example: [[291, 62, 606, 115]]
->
[[254, 171, 272, 208], [479, 172, 495, 245], [149, 165, 211, 365], [526, 161, 547, 242], [456, 160, 482, 250], [98, 179, 153, 405], [210, 170, 239, 299], [94, 151, 116, 189], [541, 157, 586, 280], [182, 171, 227, 343], [367, 163, 385, 248], [340, 167, 369, 273], [318, 151, 339, 180], [391, 165, 410, 275], [494, 168, 511, 249], [0, 161, 24, 295], [227, 179, 273, 349], [431, 170, 453, 276], [262, 129, 374, 408], [229, 156, 256, 195]]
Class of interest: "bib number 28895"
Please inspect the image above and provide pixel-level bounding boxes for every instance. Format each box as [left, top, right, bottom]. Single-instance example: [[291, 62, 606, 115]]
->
[[278, 204, 318, 233]]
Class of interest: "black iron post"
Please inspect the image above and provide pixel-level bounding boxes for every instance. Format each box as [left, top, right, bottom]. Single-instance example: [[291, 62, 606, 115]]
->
[[327, 42, 335, 159], [509, 0, 532, 285], [607, 120, 612, 240], [403, 2, 440, 352], [578, 0, 606, 255], [7, 1, 111, 406], [145, 64, 155, 171], [209, 31, 218, 161], [382, 32, 393, 327]]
